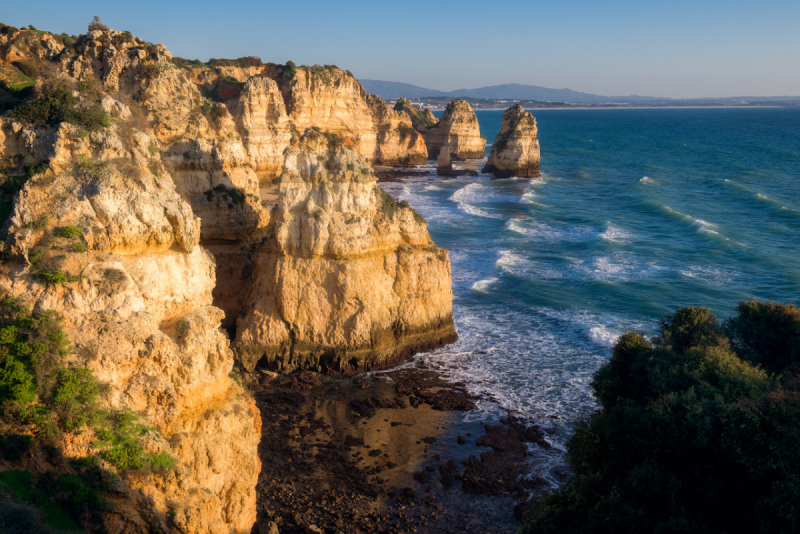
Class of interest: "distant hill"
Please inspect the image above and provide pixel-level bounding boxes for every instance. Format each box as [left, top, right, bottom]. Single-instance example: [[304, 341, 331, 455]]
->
[[359, 80, 800, 106], [359, 80, 667, 104]]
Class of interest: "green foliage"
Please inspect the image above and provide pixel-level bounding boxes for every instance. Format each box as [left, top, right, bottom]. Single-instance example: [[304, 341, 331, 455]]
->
[[70, 243, 87, 253], [53, 226, 81, 239], [219, 74, 245, 86], [73, 156, 108, 183], [726, 301, 800, 374], [11, 81, 108, 130], [176, 319, 190, 340], [12, 60, 39, 80], [0, 161, 50, 223], [284, 60, 297, 77], [87, 16, 108, 32], [378, 188, 398, 220], [0, 296, 176, 492], [38, 270, 83, 285], [523, 302, 800, 534], [0, 433, 32, 461], [205, 184, 245, 206], [94, 409, 174, 471], [0, 470, 80, 532]]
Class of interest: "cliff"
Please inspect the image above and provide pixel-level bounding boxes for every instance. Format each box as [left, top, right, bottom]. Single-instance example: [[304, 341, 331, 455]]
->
[[420, 99, 485, 161], [234, 129, 456, 374], [0, 26, 262, 533], [0, 22, 456, 532], [179, 61, 428, 179], [483, 104, 540, 178], [394, 97, 438, 134]]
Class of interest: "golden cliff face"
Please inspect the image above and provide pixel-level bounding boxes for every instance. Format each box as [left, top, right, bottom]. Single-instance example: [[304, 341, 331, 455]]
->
[[483, 104, 541, 178], [424, 99, 486, 160], [1, 28, 261, 533], [234, 130, 456, 374], [0, 24, 458, 532], [179, 63, 427, 177]]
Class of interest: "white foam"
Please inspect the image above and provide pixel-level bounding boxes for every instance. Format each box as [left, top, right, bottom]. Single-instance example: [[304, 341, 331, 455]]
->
[[470, 277, 498, 292], [588, 326, 620, 349], [639, 176, 653, 183], [506, 218, 595, 243], [449, 182, 505, 219], [599, 223, 634, 244]]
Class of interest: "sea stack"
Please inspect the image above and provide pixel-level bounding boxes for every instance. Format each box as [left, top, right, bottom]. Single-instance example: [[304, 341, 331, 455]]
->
[[234, 129, 457, 374], [394, 97, 439, 134], [423, 99, 486, 160], [483, 104, 541, 178]]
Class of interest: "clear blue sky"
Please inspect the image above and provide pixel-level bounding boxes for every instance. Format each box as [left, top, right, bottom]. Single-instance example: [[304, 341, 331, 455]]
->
[[4, 0, 799, 98]]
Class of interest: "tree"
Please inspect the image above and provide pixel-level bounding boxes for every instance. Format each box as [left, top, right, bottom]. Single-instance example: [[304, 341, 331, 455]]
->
[[523, 302, 800, 534]]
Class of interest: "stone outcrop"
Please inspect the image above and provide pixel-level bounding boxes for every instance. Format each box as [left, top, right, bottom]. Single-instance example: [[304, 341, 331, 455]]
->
[[234, 129, 456, 374], [0, 27, 262, 533], [366, 94, 427, 166], [395, 98, 486, 161], [483, 104, 540, 178], [394, 97, 438, 134], [179, 63, 428, 175], [0, 23, 457, 532]]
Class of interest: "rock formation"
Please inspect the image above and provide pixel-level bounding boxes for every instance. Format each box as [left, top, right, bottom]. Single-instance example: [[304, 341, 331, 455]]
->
[[0, 22, 457, 532], [234, 129, 456, 374], [483, 104, 540, 178], [178, 62, 428, 177], [420, 99, 485, 161], [366, 94, 427, 166], [394, 97, 438, 134]]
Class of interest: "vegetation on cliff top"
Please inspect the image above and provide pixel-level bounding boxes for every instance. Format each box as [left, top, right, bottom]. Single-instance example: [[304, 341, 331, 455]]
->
[[523, 301, 800, 534]]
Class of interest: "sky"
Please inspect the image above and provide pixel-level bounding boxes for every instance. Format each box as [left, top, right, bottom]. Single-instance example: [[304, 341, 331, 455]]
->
[[3, 0, 799, 99]]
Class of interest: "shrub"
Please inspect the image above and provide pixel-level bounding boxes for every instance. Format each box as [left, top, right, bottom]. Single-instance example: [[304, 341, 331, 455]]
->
[[522, 302, 800, 534], [71, 243, 88, 253], [12, 60, 39, 80], [0, 296, 175, 474], [378, 188, 398, 220], [11, 81, 108, 130], [206, 184, 245, 206], [0, 470, 80, 532], [53, 226, 82, 238], [87, 16, 108, 32]]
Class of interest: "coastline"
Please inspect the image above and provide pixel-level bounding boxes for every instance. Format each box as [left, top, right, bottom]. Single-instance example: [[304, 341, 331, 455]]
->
[[250, 365, 549, 534]]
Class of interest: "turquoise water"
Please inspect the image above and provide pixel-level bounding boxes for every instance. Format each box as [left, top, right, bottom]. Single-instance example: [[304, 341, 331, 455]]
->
[[379, 108, 800, 482]]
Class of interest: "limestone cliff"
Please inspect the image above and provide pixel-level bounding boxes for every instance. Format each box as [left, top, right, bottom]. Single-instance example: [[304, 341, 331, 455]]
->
[[0, 22, 457, 532], [366, 94, 427, 166], [417, 99, 485, 161], [234, 129, 456, 374], [0, 26, 260, 533], [394, 97, 438, 134], [178, 62, 427, 176], [483, 104, 540, 178]]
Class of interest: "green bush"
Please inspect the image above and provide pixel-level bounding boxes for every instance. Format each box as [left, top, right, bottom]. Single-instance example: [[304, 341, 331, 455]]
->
[[0, 296, 173, 471], [523, 302, 800, 534], [11, 82, 108, 130], [206, 184, 245, 206], [0, 470, 80, 532], [12, 60, 39, 80], [53, 226, 82, 238]]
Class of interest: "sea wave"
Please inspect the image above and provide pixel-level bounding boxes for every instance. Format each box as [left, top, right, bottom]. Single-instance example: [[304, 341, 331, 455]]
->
[[449, 182, 505, 219], [470, 277, 498, 292], [505, 218, 595, 243], [599, 223, 634, 244]]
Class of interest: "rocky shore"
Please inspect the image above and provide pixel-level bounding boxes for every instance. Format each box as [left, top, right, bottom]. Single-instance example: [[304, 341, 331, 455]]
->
[[250, 365, 550, 534]]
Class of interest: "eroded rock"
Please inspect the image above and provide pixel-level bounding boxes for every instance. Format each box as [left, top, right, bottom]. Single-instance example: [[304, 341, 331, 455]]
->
[[483, 104, 541, 178]]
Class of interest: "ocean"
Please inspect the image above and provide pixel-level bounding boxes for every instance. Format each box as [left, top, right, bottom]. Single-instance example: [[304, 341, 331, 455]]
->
[[378, 107, 800, 485]]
